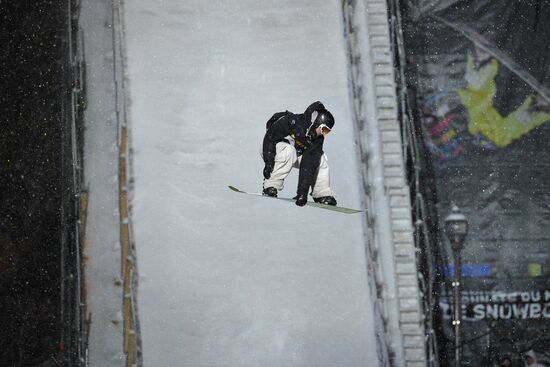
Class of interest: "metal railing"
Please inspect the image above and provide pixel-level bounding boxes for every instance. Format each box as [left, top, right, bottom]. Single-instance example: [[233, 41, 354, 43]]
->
[[59, 0, 88, 365]]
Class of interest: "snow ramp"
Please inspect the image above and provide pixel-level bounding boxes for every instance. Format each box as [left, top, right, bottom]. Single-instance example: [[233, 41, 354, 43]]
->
[[121, 1, 387, 366]]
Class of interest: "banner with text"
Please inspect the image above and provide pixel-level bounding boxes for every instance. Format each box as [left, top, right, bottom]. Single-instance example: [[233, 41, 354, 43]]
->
[[401, 0, 550, 364]]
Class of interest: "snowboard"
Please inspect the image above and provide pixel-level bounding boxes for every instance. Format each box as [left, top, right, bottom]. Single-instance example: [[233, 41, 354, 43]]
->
[[228, 186, 364, 214]]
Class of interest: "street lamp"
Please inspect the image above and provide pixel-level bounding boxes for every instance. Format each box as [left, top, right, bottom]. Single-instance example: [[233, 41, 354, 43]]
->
[[444, 205, 469, 367]]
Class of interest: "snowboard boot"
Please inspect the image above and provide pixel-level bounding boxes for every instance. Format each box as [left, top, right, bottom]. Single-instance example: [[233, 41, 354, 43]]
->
[[262, 187, 278, 197], [313, 196, 337, 206]]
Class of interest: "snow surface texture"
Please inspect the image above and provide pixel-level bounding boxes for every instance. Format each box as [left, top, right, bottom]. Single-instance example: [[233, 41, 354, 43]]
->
[[124, 1, 380, 366]]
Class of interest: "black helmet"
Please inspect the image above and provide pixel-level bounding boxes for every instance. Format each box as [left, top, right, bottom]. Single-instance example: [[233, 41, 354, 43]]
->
[[314, 109, 335, 129]]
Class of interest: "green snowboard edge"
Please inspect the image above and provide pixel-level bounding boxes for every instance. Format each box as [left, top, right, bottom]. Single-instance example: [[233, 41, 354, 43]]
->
[[228, 186, 364, 214]]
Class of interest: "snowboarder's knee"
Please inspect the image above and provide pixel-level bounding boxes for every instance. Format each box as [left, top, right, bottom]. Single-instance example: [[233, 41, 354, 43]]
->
[[275, 142, 297, 161]]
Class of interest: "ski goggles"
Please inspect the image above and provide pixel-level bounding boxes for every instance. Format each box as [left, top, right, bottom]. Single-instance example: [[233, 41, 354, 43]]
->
[[318, 123, 332, 135]]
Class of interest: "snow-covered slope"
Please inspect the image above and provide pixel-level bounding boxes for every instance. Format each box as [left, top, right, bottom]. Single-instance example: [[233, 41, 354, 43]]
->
[[124, 1, 380, 365]]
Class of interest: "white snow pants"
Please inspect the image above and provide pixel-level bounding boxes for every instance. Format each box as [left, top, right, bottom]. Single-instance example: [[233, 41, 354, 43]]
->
[[262, 142, 334, 198]]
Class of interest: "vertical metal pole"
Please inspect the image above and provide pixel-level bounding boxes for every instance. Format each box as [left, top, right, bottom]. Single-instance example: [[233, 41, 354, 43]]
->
[[453, 249, 462, 367]]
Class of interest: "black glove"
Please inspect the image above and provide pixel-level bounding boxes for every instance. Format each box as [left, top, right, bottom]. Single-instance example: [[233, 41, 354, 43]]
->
[[293, 193, 307, 207], [263, 162, 274, 179]]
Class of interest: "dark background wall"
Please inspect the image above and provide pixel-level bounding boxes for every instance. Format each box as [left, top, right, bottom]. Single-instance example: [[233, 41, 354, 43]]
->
[[400, 0, 550, 365], [0, 1, 67, 365]]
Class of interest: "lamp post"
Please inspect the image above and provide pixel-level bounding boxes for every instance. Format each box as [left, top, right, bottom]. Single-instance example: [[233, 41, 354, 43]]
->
[[444, 205, 469, 367]]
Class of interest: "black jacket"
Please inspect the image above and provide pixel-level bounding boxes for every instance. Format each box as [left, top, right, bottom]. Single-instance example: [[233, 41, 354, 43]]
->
[[262, 101, 326, 196]]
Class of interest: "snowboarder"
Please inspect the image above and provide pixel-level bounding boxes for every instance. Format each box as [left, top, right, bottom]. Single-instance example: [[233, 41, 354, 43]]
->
[[261, 101, 337, 207]]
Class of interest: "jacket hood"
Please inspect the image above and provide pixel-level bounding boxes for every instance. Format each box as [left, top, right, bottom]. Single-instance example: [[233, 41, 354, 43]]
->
[[525, 350, 538, 365]]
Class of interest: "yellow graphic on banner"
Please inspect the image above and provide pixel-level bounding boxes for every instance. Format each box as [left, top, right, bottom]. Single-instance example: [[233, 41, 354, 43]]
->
[[457, 55, 550, 147]]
